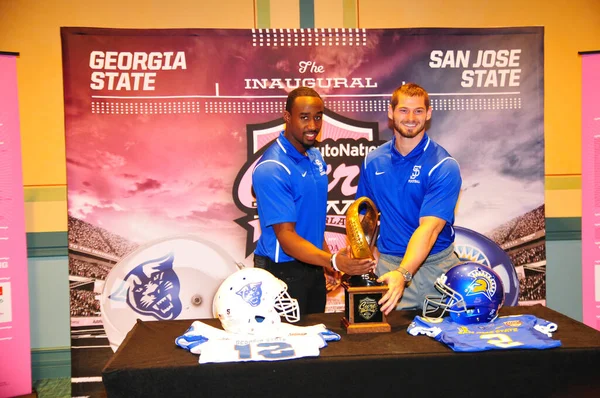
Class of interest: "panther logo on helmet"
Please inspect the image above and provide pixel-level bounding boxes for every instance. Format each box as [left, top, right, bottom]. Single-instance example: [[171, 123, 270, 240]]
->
[[236, 282, 263, 307]]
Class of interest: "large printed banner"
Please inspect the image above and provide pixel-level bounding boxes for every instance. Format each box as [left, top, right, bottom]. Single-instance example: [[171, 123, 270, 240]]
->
[[0, 53, 31, 397], [62, 27, 544, 395], [581, 52, 600, 331]]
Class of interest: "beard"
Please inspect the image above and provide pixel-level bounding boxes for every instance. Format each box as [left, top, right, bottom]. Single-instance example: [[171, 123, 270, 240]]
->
[[392, 118, 426, 139]]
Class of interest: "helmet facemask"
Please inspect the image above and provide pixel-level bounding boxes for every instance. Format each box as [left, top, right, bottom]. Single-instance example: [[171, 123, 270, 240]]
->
[[423, 273, 468, 319], [273, 287, 300, 323]]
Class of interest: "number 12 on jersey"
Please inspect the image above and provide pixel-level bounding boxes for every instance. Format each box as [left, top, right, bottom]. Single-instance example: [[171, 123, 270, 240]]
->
[[235, 342, 296, 360]]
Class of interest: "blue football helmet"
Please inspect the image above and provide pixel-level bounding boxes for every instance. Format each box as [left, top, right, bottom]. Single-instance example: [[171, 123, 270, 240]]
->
[[423, 262, 505, 324]]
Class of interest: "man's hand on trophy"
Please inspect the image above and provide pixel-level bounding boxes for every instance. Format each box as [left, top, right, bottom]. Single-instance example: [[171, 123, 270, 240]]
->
[[335, 248, 376, 275], [323, 266, 342, 292], [336, 246, 352, 259], [377, 271, 406, 315]]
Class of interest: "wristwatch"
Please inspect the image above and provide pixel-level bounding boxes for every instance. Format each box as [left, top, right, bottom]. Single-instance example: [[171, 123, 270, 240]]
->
[[396, 266, 413, 285]]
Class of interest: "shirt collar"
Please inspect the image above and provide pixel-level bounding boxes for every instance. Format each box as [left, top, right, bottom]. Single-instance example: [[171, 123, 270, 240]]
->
[[277, 131, 311, 162], [391, 132, 430, 162]]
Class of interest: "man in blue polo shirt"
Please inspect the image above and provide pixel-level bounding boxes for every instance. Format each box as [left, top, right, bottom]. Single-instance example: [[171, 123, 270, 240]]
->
[[253, 87, 375, 315], [356, 83, 462, 315]]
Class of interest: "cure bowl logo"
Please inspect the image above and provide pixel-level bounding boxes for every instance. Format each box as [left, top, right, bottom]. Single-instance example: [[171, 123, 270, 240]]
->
[[232, 108, 381, 257], [358, 296, 379, 320]]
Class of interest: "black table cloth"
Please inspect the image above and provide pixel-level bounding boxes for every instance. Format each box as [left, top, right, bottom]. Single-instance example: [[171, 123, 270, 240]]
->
[[102, 304, 600, 397]]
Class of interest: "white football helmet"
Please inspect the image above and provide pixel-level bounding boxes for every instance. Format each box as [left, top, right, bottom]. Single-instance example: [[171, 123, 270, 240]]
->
[[213, 267, 300, 334]]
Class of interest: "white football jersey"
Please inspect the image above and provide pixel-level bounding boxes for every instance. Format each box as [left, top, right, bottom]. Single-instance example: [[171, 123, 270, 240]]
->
[[176, 321, 340, 364]]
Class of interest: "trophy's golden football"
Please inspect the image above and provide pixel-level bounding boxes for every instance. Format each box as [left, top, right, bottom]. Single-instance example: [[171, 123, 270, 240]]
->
[[343, 197, 381, 287], [345, 196, 379, 260], [342, 196, 390, 334]]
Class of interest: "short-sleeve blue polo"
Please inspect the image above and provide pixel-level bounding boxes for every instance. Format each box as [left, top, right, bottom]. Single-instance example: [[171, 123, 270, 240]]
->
[[356, 133, 462, 257], [253, 132, 329, 263]]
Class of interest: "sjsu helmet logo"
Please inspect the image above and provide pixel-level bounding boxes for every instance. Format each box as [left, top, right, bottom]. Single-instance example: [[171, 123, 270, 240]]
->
[[236, 282, 263, 307], [465, 269, 497, 301]]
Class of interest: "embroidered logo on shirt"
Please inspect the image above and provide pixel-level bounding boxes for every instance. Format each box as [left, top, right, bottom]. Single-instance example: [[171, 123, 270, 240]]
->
[[408, 165, 421, 183], [314, 159, 327, 176], [302, 171, 307, 177], [375, 171, 385, 176]]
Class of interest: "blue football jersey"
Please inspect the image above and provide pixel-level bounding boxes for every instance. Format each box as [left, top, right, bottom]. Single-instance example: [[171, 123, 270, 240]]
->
[[407, 314, 561, 352]]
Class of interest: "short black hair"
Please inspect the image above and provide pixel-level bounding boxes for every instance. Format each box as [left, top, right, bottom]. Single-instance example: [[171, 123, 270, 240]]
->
[[285, 87, 322, 113]]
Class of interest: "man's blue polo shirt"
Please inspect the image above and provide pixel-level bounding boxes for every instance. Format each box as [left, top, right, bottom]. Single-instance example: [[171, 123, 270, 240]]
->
[[253, 132, 329, 263], [356, 133, 462, 257]]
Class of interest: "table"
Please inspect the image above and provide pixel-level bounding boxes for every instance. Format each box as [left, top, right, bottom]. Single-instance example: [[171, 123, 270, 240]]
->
[[102, 305, 600, 397]]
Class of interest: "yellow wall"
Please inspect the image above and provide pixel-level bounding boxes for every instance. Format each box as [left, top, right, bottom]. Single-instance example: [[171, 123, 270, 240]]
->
[[359, 0, 600, 218], [1, 0, 599, 231]]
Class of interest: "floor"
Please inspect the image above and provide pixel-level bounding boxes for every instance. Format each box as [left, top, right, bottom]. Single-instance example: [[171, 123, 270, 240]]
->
[[31, 378, 71, 398]]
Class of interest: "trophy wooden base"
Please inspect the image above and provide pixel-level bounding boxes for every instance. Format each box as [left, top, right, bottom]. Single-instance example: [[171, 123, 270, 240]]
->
[[341, 281, 391, 334]]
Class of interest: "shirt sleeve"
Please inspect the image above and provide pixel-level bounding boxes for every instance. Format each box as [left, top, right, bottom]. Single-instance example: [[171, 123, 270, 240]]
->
[[252, 160, 297, 227], [420, 158, 462, 223]]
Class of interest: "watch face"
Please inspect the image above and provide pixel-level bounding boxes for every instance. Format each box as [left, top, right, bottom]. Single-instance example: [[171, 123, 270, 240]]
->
[[397, 268, 411, 282]]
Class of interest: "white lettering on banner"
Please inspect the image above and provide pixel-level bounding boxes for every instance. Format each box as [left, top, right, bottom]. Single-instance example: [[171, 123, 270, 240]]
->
[[318, 142, 378, 158], [429, 50, 471, 68], [461, 69, 521, 88], [471, 49, 521, 68], [89, 51, 187, 91], [89, 51, 187, 71], [429, 49, 522, 88], [244, 77, 378, 90], [245, 60, 379, 90], [298, 61, 325, 74], [90, 72, 156, 90]]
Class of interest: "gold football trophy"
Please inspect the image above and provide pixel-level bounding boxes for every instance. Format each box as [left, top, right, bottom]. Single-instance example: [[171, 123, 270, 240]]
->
[[341, 197, 391, 334]]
